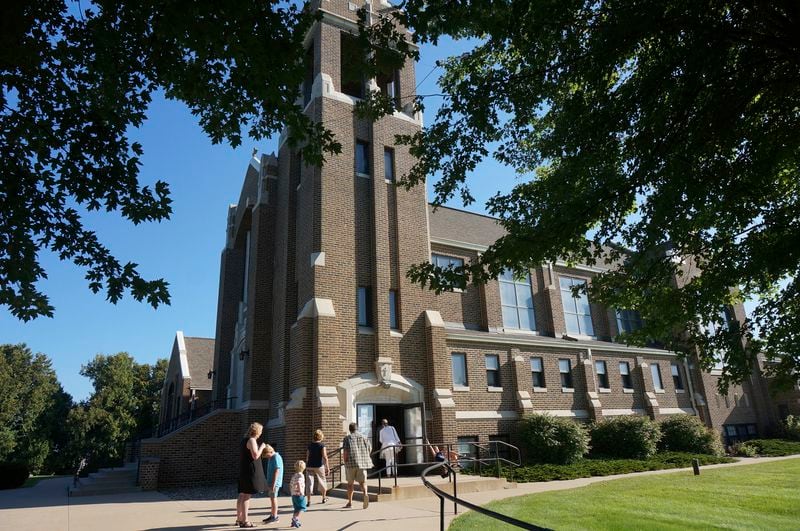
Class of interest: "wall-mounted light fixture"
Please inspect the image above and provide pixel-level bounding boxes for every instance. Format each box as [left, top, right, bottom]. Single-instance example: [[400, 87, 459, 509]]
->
[[207, 370, 216, 380], [239, 350, 250, 361]]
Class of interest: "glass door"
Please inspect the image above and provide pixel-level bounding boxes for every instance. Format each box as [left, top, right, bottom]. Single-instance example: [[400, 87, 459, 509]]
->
[[356, 404, 375, 440], [403, 403, 425, 464]]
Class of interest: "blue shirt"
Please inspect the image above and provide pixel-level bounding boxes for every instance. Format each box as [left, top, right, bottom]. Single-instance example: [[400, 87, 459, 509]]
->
[[264, 452, 284, 489]]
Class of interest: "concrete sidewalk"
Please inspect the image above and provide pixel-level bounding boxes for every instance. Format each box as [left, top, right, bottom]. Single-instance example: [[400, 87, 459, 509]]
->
[[1, 455, 797, 531]]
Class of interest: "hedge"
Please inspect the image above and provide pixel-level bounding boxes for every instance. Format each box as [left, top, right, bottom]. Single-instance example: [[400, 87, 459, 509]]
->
[[590, 416, 661, 459], [735, 439, 800, 457], [518, 413, 589, 465], [659, 414, 724, 456]]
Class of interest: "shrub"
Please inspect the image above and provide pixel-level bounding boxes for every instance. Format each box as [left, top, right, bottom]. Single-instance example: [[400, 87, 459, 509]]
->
[[659, 415, 724, 456], [781, 415, 800, 441], [518, 413, 589, 465], [590, 416, 661, 459], [0, 462, 29, 490], [732, 441, 758, 457], [738, 439, 800, 457]]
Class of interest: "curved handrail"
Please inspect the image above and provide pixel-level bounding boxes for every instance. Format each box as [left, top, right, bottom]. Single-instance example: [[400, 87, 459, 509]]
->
[[421, 461, 552, 531]]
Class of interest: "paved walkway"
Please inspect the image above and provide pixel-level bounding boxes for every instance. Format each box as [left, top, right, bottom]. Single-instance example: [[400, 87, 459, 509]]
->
[[1, 455, 798, 531]]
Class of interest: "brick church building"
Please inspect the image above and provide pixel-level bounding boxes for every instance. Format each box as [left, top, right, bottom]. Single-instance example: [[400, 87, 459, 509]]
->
[[140, 0, 786, 489]]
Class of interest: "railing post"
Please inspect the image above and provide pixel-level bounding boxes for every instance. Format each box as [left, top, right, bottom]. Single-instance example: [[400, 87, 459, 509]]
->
[[439, 494, 445, 531], [393, 445, 398, 488], [495, 443, 501, 478]]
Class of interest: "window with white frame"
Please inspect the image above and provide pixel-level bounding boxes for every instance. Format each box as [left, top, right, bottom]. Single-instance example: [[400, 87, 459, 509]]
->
[[499, 270, 536, 331], [671, 363, 684, 390], [616, 309, 643, 334], [355, 140, 370, 175], [559, 276, 594, 336], [595, 360, 609, 389], [705, 308, 733, 370], [531, 357, 545, 388], [431, 253, 464, 270], [559, 359, 573, 389], [451, 353, 468, 387], [619, 361, 633, 389], [485, 354, 501, 387], [650, 363, 664, 390]]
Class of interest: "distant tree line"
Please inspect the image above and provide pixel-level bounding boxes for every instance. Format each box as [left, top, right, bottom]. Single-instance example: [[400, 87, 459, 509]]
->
[[0, 344, 166, 479]]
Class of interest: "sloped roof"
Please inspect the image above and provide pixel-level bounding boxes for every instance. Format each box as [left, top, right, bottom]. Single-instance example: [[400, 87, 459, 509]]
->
[[427, 204, 506, 248], [184, 336, 215, 391]]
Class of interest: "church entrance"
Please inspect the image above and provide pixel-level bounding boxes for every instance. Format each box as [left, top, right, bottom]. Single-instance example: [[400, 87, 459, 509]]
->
[[355, 402, 426, 475]]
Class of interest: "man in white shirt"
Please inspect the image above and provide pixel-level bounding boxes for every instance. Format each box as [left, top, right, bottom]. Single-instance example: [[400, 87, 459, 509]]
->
[[378, 419, 402, 477]]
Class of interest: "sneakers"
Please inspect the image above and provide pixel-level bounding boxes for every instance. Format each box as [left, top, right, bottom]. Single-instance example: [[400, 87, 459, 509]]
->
[[291, 518, 302, 528], [362, 495, 369, 509], [262, 514, 279, 524]]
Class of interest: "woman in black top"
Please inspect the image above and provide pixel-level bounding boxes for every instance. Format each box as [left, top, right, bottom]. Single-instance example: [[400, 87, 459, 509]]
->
[[237, 422, 267, 528], [305, 429, 330, 505]]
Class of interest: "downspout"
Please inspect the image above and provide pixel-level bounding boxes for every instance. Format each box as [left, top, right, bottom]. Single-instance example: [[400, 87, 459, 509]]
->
[[683, 358, 699, 416]]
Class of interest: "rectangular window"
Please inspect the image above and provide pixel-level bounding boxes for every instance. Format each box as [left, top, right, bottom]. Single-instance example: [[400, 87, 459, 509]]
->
[[431, 253, 464, 269], [303, 44, 314, 106], [489, 434, 511, 461], [619, 361, 633, 389], [650, 363, 664, 390], [616, 309, 643, 334], [595, 360, 609, 389], [559, 276, 594, 336], [457, 436, 478, 470], [384, 148, 395, 181], [531, 357, 545, 388], [485, 354, 501, 387], [376, 57, 401, 110], [499, 270, 536, 331], [388, 290, 399, 330], [357, 286, 371, 327], [451, 353, 468, 387], [559, 359, 573, 389], [340, 33, 364, 98], [355, 140, 370, 175], [671, 363, 684, 390]]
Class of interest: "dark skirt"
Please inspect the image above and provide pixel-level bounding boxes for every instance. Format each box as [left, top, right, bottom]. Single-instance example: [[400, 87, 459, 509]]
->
[[238, 438, 267, 494]]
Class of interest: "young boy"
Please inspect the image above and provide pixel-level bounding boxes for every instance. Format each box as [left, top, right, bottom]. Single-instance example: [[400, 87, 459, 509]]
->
[[262, 445, 284, 524], [290, 460, 308, 528]]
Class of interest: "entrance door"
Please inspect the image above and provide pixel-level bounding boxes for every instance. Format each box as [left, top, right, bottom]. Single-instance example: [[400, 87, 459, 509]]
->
[[403, 402, 426, 466]]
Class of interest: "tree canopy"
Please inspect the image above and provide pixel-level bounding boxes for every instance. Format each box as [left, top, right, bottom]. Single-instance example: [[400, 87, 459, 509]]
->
[[1, 0, 340, 320], [372, 0, 799, 390]]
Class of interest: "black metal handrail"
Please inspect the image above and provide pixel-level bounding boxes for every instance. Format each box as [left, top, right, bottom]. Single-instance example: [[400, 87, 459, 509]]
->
[[153, 396, 236, 438], [421, 461, 552, 531]]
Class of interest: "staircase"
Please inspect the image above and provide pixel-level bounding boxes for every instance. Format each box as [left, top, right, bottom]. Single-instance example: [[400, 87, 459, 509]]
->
[[325, 474, 515, 503], [69, 462, 141, 497]]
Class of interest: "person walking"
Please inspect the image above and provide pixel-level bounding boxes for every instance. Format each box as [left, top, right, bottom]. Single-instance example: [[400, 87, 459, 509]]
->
[[289, 460, 307, 528], [262, 444, 284, 524], [237, 422, 267, 528], [305, 429, 329, 505], [341, 422, 372, 509], [378, 419, 402, 477]]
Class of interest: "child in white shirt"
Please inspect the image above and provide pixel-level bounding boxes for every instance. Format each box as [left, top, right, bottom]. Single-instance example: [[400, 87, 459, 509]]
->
[[290, 460, 307, 528]]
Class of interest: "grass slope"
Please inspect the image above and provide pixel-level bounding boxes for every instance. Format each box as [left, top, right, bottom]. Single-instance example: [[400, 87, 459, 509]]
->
[[450, 458, 800, 531]]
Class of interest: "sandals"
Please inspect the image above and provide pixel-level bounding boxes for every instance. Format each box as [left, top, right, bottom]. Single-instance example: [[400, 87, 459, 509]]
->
[[239, 522, 255, 528], [321, 497, 328, 504]]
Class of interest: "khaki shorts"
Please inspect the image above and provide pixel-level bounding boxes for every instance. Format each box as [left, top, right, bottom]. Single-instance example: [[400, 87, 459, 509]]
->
[[345, 467, 366, 484], [305, 467, 327, 494]]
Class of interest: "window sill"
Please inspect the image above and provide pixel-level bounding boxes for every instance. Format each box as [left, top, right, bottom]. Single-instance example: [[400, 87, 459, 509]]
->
[[358, 326, 375, 335], [384, 178, 394, 185], [623, 388, 635, 394], [389, 330, 403, 338], [675, 389, 686, 394], [501, 328, 539, 336], [599, 388, 611, 393], [655, 389, 665, 394], [453, 386, 471, 392], [487, 386, 503, 393], [532, 387, 548, 393], [356, 172, 371, 179], [562, 333, 597, 341], [561, 387, 575, 394]]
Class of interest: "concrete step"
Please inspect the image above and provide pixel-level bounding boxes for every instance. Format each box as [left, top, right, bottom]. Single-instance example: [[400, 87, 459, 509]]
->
[[326, 488, 380, 502], [69, 486, 142, 497], [86, 471, 137, 481], [324, 476, 513, 502]]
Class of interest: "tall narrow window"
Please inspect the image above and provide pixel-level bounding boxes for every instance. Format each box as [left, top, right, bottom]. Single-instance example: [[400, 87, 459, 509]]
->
[[595, 360, 609, 389], [706, 307, 734, 370], [355, 140, 370, 175], [303, 43, 314, 106], [559, 359, 573, 389], [531, 357, 545, 388], [357, 286, 371, 327], [241, 230, 251, 304], [559, 277, 594, 336], [650, 363, 664, 391], [388, 290, 399, 330], [619, 361, 633, 389], [376, 52, 401, 111], [616, 309, 643, 333], [499, 270, 536, 331], [671, 363, 684, 390], [340, 33, 364, 98], [451, 353, 468, 387], [431, 253, 463, 269], [485, 354, 501, 387], [384, 148, 395, 182]]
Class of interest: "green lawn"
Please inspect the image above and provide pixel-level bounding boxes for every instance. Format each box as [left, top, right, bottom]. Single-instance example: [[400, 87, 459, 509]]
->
[[450, 458, 800, 530]]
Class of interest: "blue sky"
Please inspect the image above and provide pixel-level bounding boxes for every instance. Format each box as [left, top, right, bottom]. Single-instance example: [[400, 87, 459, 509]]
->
[[3, 37, 525, 401]]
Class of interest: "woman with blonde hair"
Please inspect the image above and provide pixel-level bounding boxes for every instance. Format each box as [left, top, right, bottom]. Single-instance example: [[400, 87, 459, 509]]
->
[[305, 428, 330, 505], [236, 422, 266, 528]]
